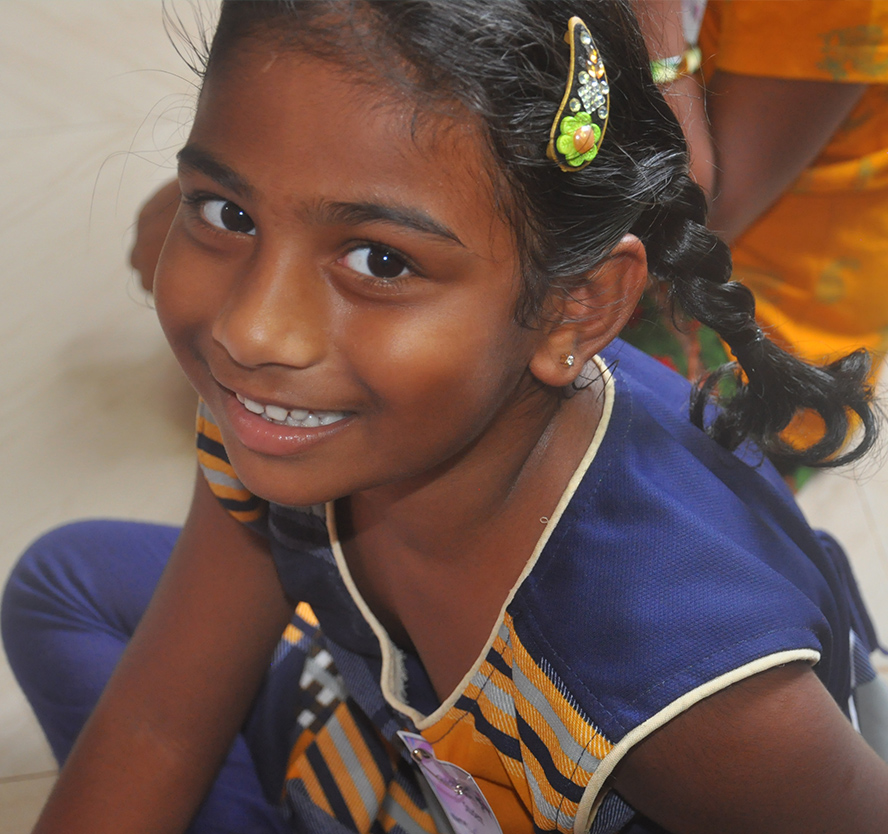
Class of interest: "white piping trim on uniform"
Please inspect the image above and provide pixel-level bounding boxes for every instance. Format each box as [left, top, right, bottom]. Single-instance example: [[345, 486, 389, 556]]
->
[[327, 356, 616, 727], [326, 507, 412, 709], [572, 648, 821, 834]]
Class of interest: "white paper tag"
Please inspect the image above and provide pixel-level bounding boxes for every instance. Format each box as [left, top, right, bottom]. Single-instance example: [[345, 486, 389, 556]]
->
[[397, 731, 503, 834]]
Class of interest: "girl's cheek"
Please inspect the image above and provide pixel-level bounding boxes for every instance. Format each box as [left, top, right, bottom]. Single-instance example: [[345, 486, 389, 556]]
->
[[154, 233, 211, 342]]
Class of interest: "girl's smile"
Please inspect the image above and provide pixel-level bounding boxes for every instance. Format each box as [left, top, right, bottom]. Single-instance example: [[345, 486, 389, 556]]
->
[[220, 385, 354, 458], [154, 42, 568, 510]]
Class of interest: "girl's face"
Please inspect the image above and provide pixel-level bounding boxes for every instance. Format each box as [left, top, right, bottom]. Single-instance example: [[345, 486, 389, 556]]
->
[[156, 39, 560, 507]]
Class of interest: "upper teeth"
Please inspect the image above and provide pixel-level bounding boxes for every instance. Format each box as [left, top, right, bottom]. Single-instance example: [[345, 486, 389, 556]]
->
[[236, 393, 347, 427]]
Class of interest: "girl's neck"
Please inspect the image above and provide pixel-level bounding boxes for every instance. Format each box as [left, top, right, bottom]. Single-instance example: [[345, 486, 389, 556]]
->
[[343, 381, 602, 562], [336, 377, 607, 699]]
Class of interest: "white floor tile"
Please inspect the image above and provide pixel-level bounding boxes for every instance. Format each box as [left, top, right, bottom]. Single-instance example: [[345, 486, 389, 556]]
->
[[797, 370, 888, 643], [0, 774, 56, 834]]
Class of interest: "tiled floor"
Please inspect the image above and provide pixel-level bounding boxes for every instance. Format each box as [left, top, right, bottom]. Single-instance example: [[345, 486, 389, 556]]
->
[[1, 3, 887, 832]]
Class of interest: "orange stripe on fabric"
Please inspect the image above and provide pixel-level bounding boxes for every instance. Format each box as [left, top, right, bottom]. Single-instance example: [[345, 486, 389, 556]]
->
[[195, 416, 225, 446], [229, 507, 266, 523], [376, 807, 398, 834], [281, 624, 304, 645], [473, 664, 521, 737], [286, 729, 318, 775], [295, 601, 318, 627], [196, 448, 239, 480]]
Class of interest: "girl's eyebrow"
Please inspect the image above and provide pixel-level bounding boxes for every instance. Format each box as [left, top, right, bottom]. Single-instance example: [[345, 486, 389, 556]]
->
[[176, 145, 254, 199], [177, 144, 464, 247], [316, 201, 465, 248]]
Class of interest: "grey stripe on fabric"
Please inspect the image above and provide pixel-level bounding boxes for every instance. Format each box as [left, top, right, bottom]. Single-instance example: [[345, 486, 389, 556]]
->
[[471, 673, 516, 718], [326, 713, 380, 822], [511, 660, 601, 770], [540, 655, 592, 723], [522, 753, 565, 828], [199, 465, 245, 491], [379, 786, 439, 834]]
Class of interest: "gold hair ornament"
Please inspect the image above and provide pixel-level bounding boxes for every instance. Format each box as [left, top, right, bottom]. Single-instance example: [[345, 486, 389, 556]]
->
[[547, 16, 610, 172]]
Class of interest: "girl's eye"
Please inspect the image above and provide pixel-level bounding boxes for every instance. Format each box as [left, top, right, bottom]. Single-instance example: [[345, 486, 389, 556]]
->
[[342, 245, 410, 281], [201, 199, 256, 235]]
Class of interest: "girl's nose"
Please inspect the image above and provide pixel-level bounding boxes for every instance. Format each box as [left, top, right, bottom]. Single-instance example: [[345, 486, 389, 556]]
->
[[212, 250, 327, 369]]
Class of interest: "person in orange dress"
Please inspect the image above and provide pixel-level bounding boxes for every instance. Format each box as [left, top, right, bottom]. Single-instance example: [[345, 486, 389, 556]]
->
[[632, 0, 888, 456]]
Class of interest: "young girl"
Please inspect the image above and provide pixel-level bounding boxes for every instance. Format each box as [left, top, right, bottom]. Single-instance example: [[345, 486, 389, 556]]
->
[[5, 2, 888, 832]]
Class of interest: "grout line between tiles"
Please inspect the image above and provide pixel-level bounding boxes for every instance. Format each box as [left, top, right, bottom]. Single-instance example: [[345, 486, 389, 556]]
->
[[0, 770, 57, 786]]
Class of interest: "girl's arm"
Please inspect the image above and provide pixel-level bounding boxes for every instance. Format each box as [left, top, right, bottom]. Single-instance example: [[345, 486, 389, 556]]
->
[[634, 0, 867, 242], [634, 0, 715, 195], [613, 662, 888, 832], [32, 473, 294, 834], [704, 71, 866, 243]]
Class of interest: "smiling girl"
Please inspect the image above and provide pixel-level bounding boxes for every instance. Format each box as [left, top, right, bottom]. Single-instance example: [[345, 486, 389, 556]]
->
[[4, 2, 888, 833]]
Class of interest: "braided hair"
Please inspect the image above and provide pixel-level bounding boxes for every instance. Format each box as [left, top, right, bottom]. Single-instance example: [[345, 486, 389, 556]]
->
[[201, 0, 877, 470]]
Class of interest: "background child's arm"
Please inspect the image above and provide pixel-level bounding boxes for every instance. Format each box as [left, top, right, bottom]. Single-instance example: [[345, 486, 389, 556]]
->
[[702, 70, 865, 243], [31, 473, 294, 834], [129, 179, 180, 293], [635, 0, 866, 244], [635, 0, 716, 196], [613, 662, 888, 832]]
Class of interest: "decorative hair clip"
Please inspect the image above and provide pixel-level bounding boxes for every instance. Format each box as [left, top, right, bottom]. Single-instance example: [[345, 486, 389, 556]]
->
[[547, 16, 610, 172]]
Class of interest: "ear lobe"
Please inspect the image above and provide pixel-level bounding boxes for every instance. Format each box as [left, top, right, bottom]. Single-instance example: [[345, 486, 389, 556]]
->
[[529, 234, 648, 387]]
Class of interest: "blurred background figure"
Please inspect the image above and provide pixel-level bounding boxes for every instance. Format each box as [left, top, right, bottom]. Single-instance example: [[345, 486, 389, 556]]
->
[[630, 0, 888, 457], [129, 179, 181, 293]]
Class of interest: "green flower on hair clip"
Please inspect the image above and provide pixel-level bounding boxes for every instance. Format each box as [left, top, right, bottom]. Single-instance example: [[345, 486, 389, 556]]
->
[[554, 112, 601, 168], [547, 16, 610, 172]]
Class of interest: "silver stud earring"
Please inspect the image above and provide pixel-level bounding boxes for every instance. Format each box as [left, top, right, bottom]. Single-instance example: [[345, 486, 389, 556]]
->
[[560, 353, 575, 368]]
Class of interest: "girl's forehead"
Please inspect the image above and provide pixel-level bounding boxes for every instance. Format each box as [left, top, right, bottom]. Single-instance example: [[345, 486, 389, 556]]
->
[[207, 38, 478, 134]]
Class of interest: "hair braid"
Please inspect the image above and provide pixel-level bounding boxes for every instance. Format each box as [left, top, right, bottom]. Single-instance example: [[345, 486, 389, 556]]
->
[[639, 174, 877, 469]]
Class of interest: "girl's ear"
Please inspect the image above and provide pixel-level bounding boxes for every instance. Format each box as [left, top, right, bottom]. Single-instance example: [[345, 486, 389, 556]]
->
[[529, 235, 648, 387]]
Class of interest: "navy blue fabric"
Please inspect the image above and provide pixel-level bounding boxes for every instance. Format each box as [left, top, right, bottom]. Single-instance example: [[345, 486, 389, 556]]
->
[[264, 340, 875, 746]]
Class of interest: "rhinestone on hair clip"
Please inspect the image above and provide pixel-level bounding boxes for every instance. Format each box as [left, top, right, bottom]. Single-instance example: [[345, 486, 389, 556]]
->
[[547, 16, 610, 172]]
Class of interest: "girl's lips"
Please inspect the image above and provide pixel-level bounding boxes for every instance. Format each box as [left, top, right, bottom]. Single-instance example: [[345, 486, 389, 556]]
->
[[220, 388, 352, 456]]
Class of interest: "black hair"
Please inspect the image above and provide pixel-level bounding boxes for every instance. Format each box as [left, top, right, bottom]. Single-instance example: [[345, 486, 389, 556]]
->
[[196, 0, 876, 471]]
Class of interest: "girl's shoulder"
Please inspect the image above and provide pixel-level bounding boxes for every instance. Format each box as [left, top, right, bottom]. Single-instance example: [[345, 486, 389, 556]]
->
[[592, 337, 793, 500], [511, 339, 859, 739], [450, 345, 872, 831]]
